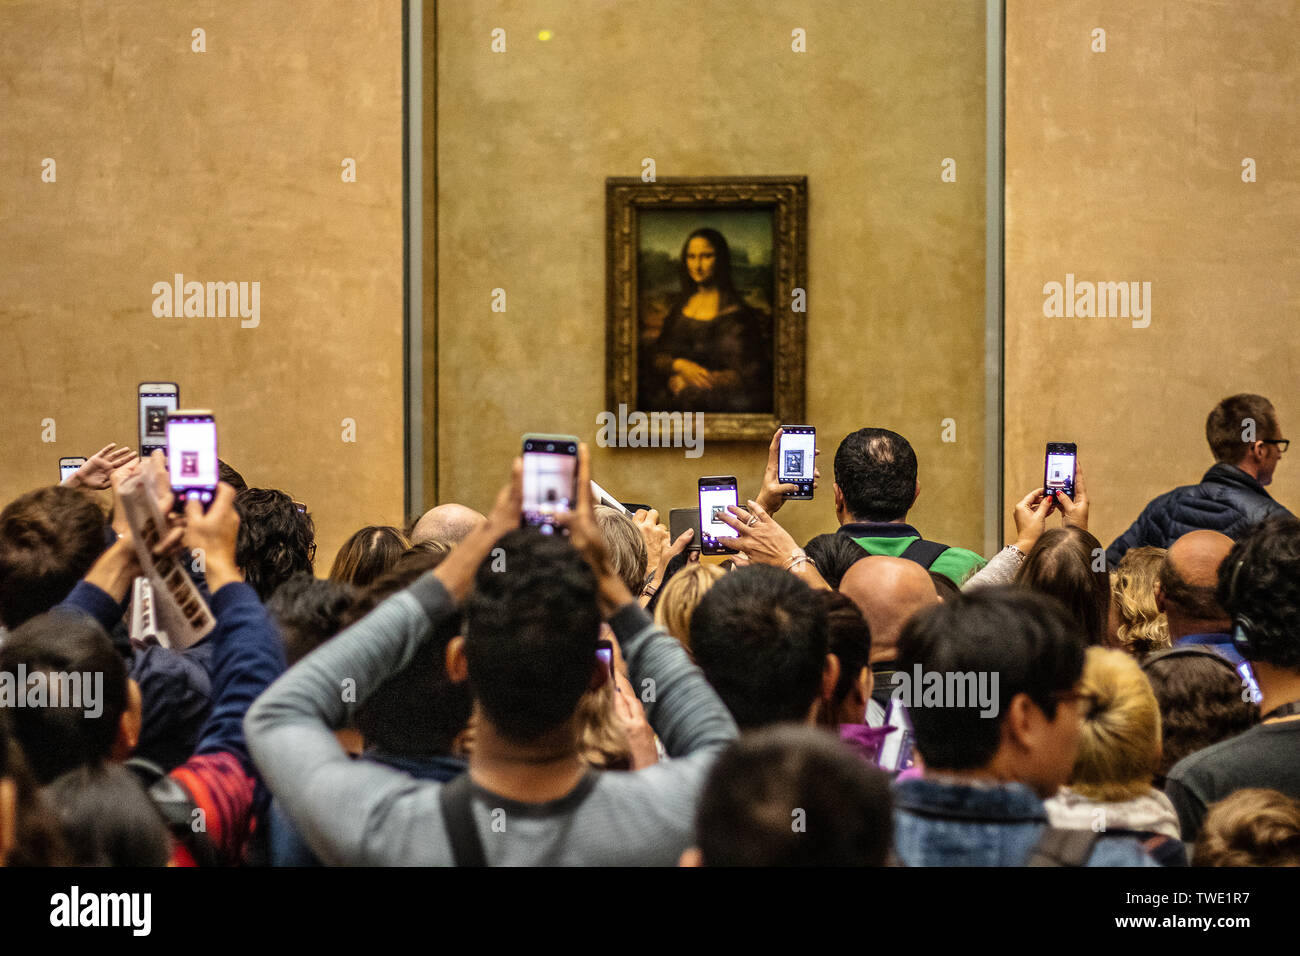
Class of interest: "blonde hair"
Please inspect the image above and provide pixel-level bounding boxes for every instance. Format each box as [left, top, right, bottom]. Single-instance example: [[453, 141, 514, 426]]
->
[[654, 562, 725, 651], [1068, 646, 1162, 802], [1195, 789, 1300, 867], [594, 506, 648, 597], [1112, 547, 1170, 656], [575, 682, 631, 770]]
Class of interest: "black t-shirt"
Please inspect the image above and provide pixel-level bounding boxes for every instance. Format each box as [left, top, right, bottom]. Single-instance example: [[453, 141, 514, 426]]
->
[[1165, 718, 1300, 841]]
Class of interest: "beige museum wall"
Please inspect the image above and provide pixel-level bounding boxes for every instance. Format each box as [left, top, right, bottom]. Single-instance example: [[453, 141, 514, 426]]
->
[[433, 0, 989, 554], [0, 1, 405, 570], [1004, 0, 1300, 551]]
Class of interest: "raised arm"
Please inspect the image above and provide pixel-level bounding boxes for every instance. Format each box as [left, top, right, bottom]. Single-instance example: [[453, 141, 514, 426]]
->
[[558, 443, 738, 758], [243, 464, 521, 865]]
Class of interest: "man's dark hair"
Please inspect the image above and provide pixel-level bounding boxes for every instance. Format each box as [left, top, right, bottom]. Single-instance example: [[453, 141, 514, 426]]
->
[[1016, 526, 1111, 646], [1206, 394, 1278, 464], [1141, 649, 1258, 783], [803, 533, 868, 589], [0, 612, 128, 784], [266, 573, 358, 666], [234, 488, 316, 602], [695, 724, 893, 866], [1216, 513, 1300, 669], [818, 590, 871, 718], [691, 565, 828, 729], [896, 587, 1086, 771], [218, 459, 248, 493], [0, 487, 107, 628], [0, 714, 70, 866], [1158, 557, 1226, 621], [464, 529, 600, 743], [351, 549, 471, 757], [44, 762, 172, 866], [833, 428, 918, 522]]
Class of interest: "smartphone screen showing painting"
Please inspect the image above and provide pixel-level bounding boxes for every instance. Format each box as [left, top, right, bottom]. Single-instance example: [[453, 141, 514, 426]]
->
[[635, 209, 775, 415]]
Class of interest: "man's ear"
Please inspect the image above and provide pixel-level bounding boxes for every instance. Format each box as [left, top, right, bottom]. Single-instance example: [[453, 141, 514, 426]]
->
[[678, 846, 704, 868], [821, 653, 841, 703], [833, 483, 845, 517], [912, 480, 921, 509], [1003, 692, 1039, 753], [445, 636, 469, 683], [1153, 579, 1166, 613], [860, 666, 874, 706], [112, 679, 143, 761], [0, 777, 15, 867]]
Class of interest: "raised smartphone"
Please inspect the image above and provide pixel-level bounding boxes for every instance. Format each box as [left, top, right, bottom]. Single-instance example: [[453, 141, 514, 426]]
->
[[139, 382, 179, 458], [697, 476, 739, 556], [779, 425, 816, 499], [167, 410, 218, 510], [1044, 442, 1077, 500], [522, 434, 579, 534], [669, 507, 701, 553]]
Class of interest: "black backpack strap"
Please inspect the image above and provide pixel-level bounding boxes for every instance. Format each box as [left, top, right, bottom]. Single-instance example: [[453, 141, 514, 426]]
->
[[439, 773, 488, 868], [900, 538, 948, 570], [1025, 827, 1099, 867], [124, 764, 223, 867]]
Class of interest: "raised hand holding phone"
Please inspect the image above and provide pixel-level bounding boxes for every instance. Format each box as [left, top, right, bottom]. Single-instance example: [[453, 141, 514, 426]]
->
[[1053, 457, 1090, 531], [714, 499, 830, 590], [555, 443, 633, 616], [183, 483, 242, 592], [521, 433, 579, 534], [62, 444, 136, 489], [697, 476, 740, 555], [756, 426, 821, 516]]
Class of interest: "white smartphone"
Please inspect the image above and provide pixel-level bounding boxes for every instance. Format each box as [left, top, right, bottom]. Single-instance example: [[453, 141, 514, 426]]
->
[[59, 457, 86, 483]]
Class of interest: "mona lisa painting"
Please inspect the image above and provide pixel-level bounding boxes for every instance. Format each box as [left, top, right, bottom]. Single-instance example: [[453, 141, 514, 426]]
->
[[606, 177, 807, 441]]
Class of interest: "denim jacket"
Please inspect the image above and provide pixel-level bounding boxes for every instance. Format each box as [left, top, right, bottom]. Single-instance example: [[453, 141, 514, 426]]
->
[[893, 777, 1157, 867]]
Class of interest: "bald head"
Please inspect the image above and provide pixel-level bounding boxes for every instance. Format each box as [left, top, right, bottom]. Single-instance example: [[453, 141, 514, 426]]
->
[[1157, 530, 1234, 639], [410, 503, 487, 546], [839, 556, 940, 663]]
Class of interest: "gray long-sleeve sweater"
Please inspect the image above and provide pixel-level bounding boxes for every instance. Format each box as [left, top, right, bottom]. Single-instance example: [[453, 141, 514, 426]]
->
[[244, 573, 738, 865]]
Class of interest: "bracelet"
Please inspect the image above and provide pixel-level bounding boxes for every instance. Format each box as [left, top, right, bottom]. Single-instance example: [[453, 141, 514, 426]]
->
[[783, 548, 816, 573], [641, 584, 658, 598]]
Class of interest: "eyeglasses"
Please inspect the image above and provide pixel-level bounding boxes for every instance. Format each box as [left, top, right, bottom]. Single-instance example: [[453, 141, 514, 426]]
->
[[1261, 439, 1290, 454]]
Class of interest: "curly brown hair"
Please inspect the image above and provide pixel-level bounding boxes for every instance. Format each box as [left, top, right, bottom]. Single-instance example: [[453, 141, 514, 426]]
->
[[1195, 789, 1300, 866], [1141, 647, 1258, 783]]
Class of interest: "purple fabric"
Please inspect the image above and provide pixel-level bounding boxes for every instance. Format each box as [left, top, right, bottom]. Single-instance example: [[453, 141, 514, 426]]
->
[[839, 722, 895, 763]]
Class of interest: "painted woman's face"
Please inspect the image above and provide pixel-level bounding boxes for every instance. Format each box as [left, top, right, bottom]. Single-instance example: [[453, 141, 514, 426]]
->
[[685, 237, 717, 285]]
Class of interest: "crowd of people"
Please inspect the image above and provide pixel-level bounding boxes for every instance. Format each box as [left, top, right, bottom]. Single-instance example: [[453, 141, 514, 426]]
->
[[1, 392, 1298, 867]]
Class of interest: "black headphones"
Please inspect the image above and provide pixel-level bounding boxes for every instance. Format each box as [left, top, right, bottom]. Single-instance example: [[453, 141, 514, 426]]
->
[[1225, 553, 1258, 661], [1140, 644, 1240, 677]]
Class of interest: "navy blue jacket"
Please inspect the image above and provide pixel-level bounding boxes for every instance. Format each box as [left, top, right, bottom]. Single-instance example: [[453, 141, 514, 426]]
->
[[1106, 464, 1291, 568], [57, 581, 214, 771]]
